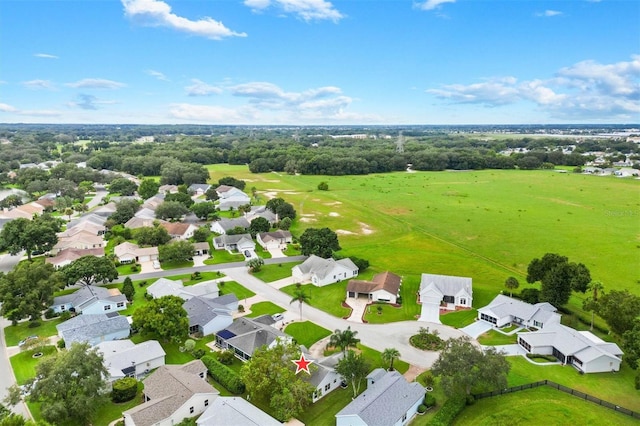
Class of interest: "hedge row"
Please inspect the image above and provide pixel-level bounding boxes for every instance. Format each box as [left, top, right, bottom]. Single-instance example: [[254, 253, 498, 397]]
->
[[430, 395, 467, 426], [201, 355, 245, 394]]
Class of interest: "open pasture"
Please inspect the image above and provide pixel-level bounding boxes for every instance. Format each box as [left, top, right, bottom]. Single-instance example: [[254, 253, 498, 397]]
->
[[208, 165, 640, 317]]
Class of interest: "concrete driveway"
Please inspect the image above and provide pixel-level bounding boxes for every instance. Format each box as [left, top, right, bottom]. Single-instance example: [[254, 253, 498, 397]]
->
[[460, 320, 492, 339], [139, 260, 156, 274], [193, 255, 208, 267], [344, 297, 368, 323], [267, 248, 286, 258]]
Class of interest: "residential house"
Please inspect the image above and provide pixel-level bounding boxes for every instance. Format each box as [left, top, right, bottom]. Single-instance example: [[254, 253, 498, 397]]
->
[[51, 231, 103, 255], [0, 202, 45, 219], [141, 193, 165, 211], [146, 278, 220, 301], [257, 230, 293, 250], [477, 294, 562, 329], [56, 313, 130, 346], [58, 220, 105, 237], [188, 183, 211, 196], [134, 207, 157, 219], [215, 315, 292, 361], [193, 241, 210, 256], [247, 205, 278, 224], [184, 295, 238, 336], [114, 242, 159, 264], [158, 184, 179, 194], [67, 213, 107, 229], [213, 234, 255, 256], [124, 216, 164, 230], [45, 247, 105, 269], [335, 369, 425, 426], [517, 323, 623, 373], [160, 222, 197, 240], [346, 272, 401, 304], [196, 397, 281, 426], [215, 185, 251, 211], [122, 360, 218, 426], [418, 273, 473, 323], [33, 197, 55, 211], [96, 339, 166, 382], [292, 255, 359, 287], [50, 285, 127, 315], [306, 352, 344, 402], [91, 202, 117, 217], [210, 217, 250, 235]]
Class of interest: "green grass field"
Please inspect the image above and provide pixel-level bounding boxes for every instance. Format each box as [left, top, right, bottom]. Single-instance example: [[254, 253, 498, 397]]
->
[[218, 280, 256, 300], [207, 166, 640, 322], [4, 319, 63, 347], [9, 345, 57, 384], [284, 321, 332, 348], [246, 301, 285, 317], [281, 283, 351, 318], [453, 386, 639, 426], [477, 329, 517, 345], [252, 263, 298, 282]]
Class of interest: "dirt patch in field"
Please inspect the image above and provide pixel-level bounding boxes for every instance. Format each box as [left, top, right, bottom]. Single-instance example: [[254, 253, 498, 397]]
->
[[359, 222, 374, 235], [329, 212, 340, 217], [336, 229, 356, 235], [324, 201, 343, 206], [540, 197, 585, 208], [300, 217, 317, 223]]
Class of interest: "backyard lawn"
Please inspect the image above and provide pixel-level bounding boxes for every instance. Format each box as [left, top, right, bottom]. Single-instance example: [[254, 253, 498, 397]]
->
[[440, 309, 478, 328], [477, 329, 517, 345], [280, 283, 351, 318], [284, 321, 331, 348], [453, 386, 639, 426]]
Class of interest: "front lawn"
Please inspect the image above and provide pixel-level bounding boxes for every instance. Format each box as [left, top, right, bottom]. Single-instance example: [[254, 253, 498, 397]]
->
[[4, 319, 63, 347], [251, 263, 294, 282], [440, 309, 478, 328], [454, 386, 639, 426], [160, 260, 194, 270], [165, 271, 222, 286], [203, 250, 244, 265], [218, 280, 256, 301], [284, 321, 331, 348], [10, 345, 57, 384], [116, 263, 141, 276], [477, 329, 517, 345], [280, 283, 351, 318], [246, 301, 285, 318]]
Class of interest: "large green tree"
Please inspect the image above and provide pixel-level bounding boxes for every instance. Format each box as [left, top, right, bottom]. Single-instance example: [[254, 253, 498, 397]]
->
[[335, 350, 370, 398], [582, 281, 605, 331], [61, 255, 118, 286], [218, 176, 246, 190], [622, 320, 640, 370], [432, 337, 510, 397], [155, 201, 189, 221], [299, 227, 341, 258], [248, 216, 270, 237], [133, 224, 171, 247], [0, 262, 63, 323], [596, 289, 640, 336], [165, 192, 194, 208], [137, 178, 160, 200], [190, 201, 217, 220], [265, 197, 296, 221], [29, 342, 109, 425], [0, 215, 61, 261], [526, 253, 591, 306], [159, 240, 194, 264], [108, 199, 140, 225], [239, 342, 314, 421], [329, 327, 360, 354], [132, 295, 188, 343], [108, 177, 137, 196]]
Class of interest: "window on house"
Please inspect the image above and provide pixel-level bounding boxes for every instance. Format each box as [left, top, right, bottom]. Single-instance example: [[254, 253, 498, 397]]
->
[[117, 302, 124, 308], [402, 413, 407, 422], [60, 305, 66, 311], [104, 305, 111, 311], [189, 407, 194, 414], [204, 399, 209, 407], [199, 372, 205, 378], [324, 383, 331, 391]]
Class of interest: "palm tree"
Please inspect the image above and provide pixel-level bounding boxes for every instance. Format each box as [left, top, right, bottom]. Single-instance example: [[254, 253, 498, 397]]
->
[[382, 347, 401, 371], [584, 281, 605, 331], [290, 288, 310, 321], [329, 327, 360, 354]]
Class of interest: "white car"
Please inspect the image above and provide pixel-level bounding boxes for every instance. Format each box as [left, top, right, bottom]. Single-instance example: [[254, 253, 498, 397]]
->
[[272, 313, 284, 322], [152, 260, 160, 269]]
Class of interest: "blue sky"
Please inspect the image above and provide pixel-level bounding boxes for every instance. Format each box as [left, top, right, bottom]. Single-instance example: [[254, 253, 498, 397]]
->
[[0, 0, 638, 125]]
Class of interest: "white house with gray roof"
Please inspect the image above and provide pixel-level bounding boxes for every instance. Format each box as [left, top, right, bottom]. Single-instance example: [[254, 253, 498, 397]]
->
[[517, 323, 623, 373], [50, 285, 127, 315], [123, 360, 217, 426], [305, 351, 344, 402], [146, 278, 219, 301], [477, 294, 561, 329], [215, 315, 292, 361], [56, 313, 130, 346], [96, 339, 166, 382], [210, 217, 250, 235], [213, 233, 255, 257], [183, 295, 237, 336], [292, 255, 359, 287], [335, 369, 425, 426], [196, 397, 281, 426], [418, 273, 473, 323], [215, 185, 251, 211]]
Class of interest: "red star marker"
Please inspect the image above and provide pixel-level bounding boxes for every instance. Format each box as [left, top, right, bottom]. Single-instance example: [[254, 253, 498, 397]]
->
[[292, 353, 314, 375]]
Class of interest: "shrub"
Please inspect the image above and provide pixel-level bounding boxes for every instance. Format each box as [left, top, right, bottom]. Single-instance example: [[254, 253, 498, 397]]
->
[[192, 348, 206, 359], [183, 339, 196, 352], [430, 395, 466, 426], [59, 311, 71, 321], [417, 404, 427, 414], [44, 308, 57, 319], [217, 350, 235, 365], [238, 304, 245, 313], [317, 182, 329, 191], [139, 280, 148, 288], [111, 377, 138, 403], [520, 288, 540, 304], [201, 355, 245, 394], [28, 321, 41, 329], [130, 264, 139, 272], [410, 327, 445, 351], [57, 340, 66, 349], [424, 393, 436, 408]]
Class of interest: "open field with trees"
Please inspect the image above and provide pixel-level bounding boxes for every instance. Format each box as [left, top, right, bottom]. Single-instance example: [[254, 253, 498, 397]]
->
[[208, 165, 639, 323]]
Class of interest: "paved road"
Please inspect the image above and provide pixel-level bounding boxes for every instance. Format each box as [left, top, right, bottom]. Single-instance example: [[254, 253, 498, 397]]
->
[[86, 185, 107, 209], [0, 252, 24, 274], [0, 317, 31, 418]]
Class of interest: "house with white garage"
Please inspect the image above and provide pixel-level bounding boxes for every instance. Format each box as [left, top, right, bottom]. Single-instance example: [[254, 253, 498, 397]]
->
[[58, 220, 105, 237], [183, 295, 237, 336], [146, 278, 220, 301], [215, 185, 251, 211], [50, 285, 127, 315], [257, 230, 293, 250], [160, 222, 197, 240], [210, 217, 250, 235], [51, 231, 104, 255], [346, 271, 402, 304], [335, 369, 425, 426], [247, 206, 278, 225], [57, 313, 130, 346], [114, 242, 159, 264], [46, 247, 104, 269], [292, 255, 359, 287], [188, 183, 211, 196], [193, 242, 210, 256], [517, 323, 624, 373], [96, 339, 166, 383], [477, 294, 561, 329], [418, 273, 473, 323], [122, 360, 218, 426], [196, 396, 281, 426], [213, 233, 255, 256]]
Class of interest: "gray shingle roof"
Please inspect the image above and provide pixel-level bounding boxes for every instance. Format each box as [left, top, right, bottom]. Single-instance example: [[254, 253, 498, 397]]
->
[[297, 255, 358, 279], [479, 294, 559, 324], [219, 316, 288, 357], [97, 339, 165, 379], [197, 397, 281, 426], [183, 296, 232, 328], [56, 314, 130, 346], [214, 218, 250, 232], [53, 285, 126, 311], [336, 370, 425, 425], [419, 273, 472, 297]]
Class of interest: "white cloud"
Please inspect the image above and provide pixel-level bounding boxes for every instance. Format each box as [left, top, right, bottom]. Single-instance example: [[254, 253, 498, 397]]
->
[[68, 94, 118, 110], [22, 79, 55, 90], [66, 78, 126, 89], [427, 55, 640, 120], [244, 0, 343, 22], [185, 79, 223, 96], [0, 103, 60, 117], [536, 10, 562, 17], [146, 69, 169, 81], [0, 103, 18, 113], [122, 0, 246, 40], [34, 53, 58, 59], [169, 103, 248, 123], [417, 0, 456, 11]]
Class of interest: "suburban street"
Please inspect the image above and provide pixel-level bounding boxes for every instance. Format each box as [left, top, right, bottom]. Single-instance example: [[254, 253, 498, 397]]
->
[[0, 317, 31, 418]]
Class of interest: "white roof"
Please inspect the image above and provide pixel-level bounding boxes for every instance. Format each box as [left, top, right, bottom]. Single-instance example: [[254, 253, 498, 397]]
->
[[419, 273, 472, 297], [479, 294, 559, 324], [197, 397, 281, 426], [97, 339, 165, 379]]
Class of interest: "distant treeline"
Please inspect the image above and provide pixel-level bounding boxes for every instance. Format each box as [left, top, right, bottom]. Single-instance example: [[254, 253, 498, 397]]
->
[[0, 127, 638, 178]]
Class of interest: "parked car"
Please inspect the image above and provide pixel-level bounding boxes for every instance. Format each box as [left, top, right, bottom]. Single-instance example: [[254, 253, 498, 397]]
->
[[272, 313, 284, 322], [152, 260, 160, 269]]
